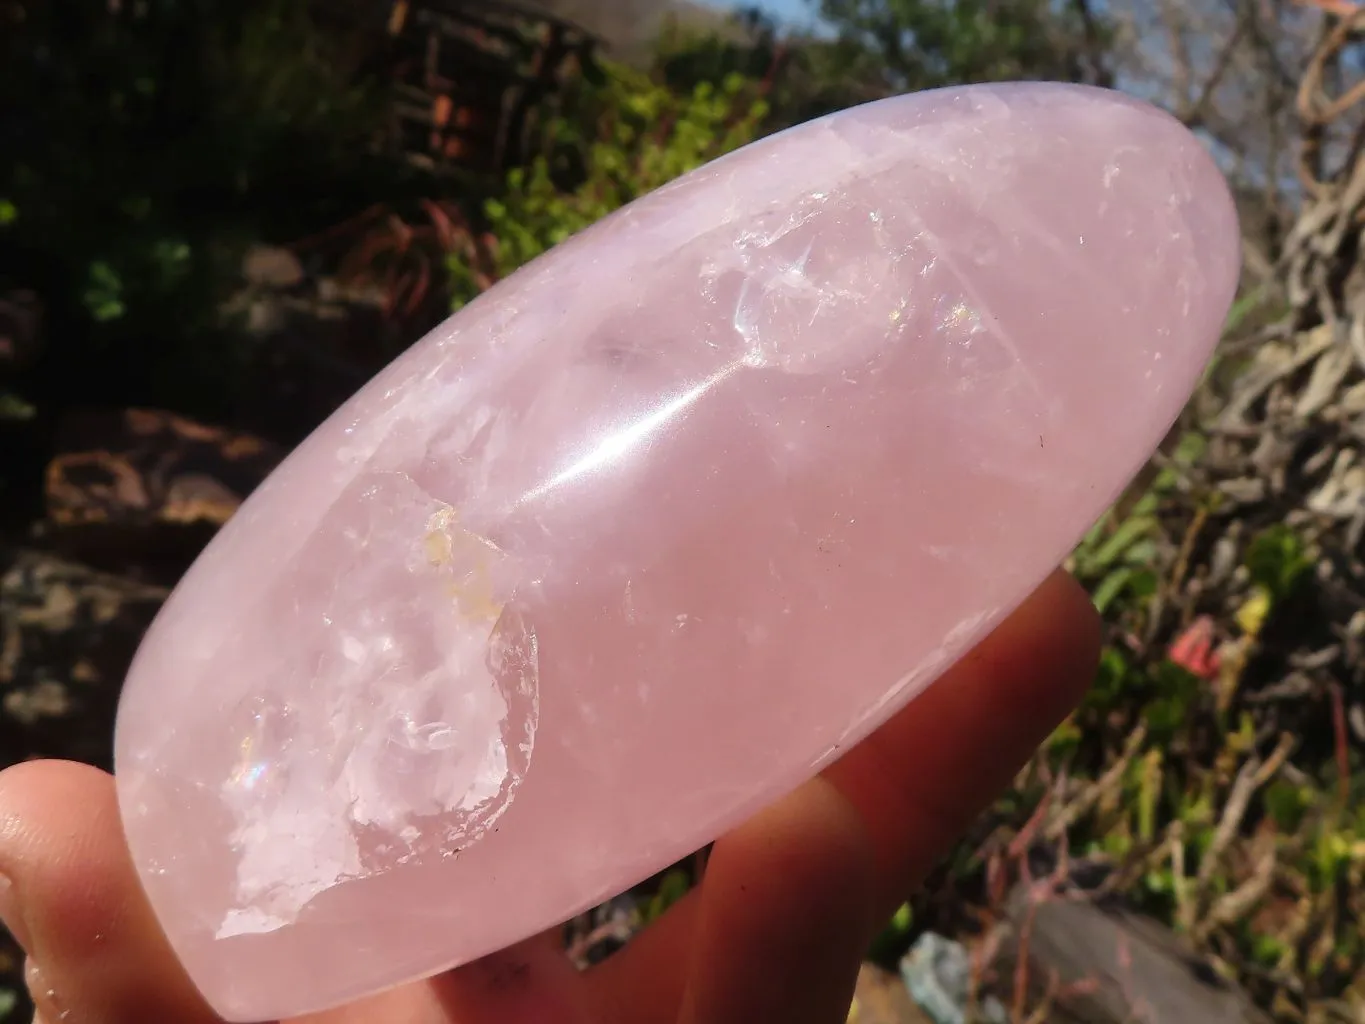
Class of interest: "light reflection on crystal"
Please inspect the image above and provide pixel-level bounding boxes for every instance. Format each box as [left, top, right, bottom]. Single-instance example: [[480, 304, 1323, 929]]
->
[[936, 295, 984, 336], [232, 759, 270, 791], [518, 360, 743, 505], [227, 704, 281, 794]]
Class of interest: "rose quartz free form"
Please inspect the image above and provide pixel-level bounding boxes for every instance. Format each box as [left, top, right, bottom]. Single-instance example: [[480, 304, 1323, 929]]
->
[[114, 81, 1239, 1020]]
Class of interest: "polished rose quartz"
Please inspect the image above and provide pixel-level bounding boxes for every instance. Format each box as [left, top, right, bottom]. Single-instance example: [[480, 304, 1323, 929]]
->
[[113, 81, 1240, 1020]]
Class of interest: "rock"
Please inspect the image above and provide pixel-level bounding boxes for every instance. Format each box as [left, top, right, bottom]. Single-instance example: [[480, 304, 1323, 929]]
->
[[851, 963, 935, 1024], [41, 407, 282, 581], [0, 548, 167, 771], [900, 933, 1006, 1024], [990, 885, 1273, 1023], [241, 245, 305, 290], [113, 82, 1240, 1022], [219, 267, 414, 444]]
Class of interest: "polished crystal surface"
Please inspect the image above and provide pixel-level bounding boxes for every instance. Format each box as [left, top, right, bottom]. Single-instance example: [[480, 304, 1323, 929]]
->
[[113, 82, 1241, 1021]]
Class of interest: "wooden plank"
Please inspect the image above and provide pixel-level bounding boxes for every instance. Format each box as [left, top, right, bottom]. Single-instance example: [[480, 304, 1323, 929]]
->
[[991, 885, 1273, 1024]]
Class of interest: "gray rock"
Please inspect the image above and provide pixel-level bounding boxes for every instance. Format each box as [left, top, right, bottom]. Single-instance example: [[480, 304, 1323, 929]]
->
[[899, 933, 1006, 1024]]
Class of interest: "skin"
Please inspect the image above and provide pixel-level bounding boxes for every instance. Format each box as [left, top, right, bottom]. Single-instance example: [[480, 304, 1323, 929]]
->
[[0, 568, 1099, 1024]]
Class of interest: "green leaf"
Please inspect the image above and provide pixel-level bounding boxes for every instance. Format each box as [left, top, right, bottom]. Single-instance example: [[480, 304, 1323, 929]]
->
[[1047, 716, 1082, 756], [1137, 749, 1162, 842], [1245, 524, 1313, 601], [1089, 646, 1131, 705], [1092, 566, 1134, 614], [0, 392, 36, 421], [83, 260, 126, 322], [1171, 430, 1207, 466], [1090, 515, 1156, 573], [867, 901, 916, 963], [1263, 779, 1312, 832], [644, 869, 692, 924]]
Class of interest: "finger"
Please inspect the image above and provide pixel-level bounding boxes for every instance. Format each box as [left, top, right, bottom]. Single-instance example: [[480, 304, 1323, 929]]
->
[[0, 759, 604, 1024], [586, 568, 1099, 1023], [0, 758, 226, 1024], [288, 931, 592, 1024], [0, 761, 480, 1024], [676, 777, 876, 1024], [425, 932, 594, 1024], [823, 566, 1100, 912]]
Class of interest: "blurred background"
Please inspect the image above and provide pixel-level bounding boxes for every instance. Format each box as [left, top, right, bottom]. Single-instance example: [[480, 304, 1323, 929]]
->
[[3, 1, 1365, 1021]]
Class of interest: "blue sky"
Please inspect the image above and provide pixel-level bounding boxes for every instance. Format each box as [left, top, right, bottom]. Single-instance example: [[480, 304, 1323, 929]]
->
[[712, 0, 820, 25], [752, 0, 809, 16]]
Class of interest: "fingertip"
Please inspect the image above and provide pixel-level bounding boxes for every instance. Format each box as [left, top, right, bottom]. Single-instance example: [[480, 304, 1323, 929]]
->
[[979, 567, 1101, 709], [679, 778, 877, 1024], [0, 760, 148, 969], [823, 566, 1101, 909], [0, 759, 220, 1023]]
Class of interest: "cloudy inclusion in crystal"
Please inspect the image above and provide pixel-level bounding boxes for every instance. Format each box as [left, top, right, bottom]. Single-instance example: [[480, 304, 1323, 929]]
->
[[212, 479, 540, 940]]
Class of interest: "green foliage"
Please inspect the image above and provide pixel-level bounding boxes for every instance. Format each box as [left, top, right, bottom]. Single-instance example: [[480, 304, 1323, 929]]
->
[[1076, 510, 1161, 615], [1070, 431, 1212, 616], [2, 0, 394, 414], [643, 868, 693, 924], [999, 471, 1362, 1012], [654, 8, 888, 130], [1264, 778, 1314, 833], [867, 902, 915, 964], [1072, 493, 1160, 616], [1140, 660, 1204, 743], [1244, 524, 1314, 602], [653, 8, 784, 91], [814, 0, 1114, 92], [448, 63, 768, 306]]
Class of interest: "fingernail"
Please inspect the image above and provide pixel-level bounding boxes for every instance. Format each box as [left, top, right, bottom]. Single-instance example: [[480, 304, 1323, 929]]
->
[[0, 874, 32, 953]]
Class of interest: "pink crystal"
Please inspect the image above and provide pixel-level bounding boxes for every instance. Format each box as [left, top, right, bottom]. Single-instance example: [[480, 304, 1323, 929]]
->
[[113, 82, 1240, 1021]]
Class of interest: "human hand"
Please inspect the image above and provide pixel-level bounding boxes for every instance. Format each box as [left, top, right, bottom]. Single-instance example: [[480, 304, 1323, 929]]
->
[[0, 568, 1098, 1024]]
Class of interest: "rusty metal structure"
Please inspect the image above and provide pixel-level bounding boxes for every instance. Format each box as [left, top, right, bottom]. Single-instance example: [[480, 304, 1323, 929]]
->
[[260, 0, 603, 369], [314, 0, 601, 175], [376, 0, 601, 175]]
